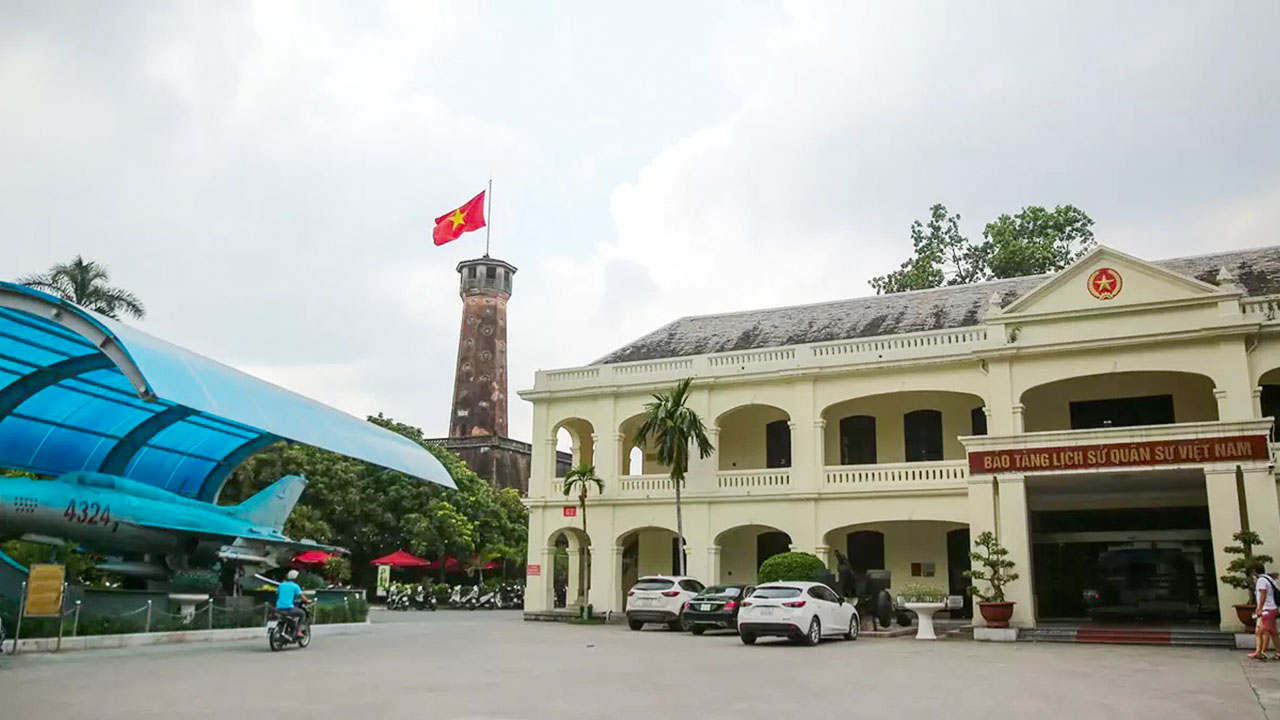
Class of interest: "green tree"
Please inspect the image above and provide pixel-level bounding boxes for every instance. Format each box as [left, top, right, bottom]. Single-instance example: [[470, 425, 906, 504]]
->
[[561, 463, 603, 603], [224, 414, 524, 590], [979, 204, 1095, 279], [964, 531, 1019, 603], [633, 378, 714, 576], [404, 500, 474, 582], [870, 204, 983, 294], [18, 255, 146, 320], [870, 204, 1095, 294]]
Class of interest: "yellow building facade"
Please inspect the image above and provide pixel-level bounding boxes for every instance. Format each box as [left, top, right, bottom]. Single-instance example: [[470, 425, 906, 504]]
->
[[521, 246, 1280, 630]]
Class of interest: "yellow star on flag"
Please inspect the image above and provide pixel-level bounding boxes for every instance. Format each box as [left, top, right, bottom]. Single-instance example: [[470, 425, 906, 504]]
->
[[449, 209, 467, 230]]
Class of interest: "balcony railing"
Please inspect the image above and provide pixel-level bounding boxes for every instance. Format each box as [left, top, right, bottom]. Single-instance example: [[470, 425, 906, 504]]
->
[[824, 460, 968, 486], [716, 470, 791, 491], [618, 474, 679, 494], [530, 326, 990, 392]]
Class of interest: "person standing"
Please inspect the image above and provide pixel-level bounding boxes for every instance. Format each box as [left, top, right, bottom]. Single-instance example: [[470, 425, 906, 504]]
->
[[1248, 562, 1280, 661]]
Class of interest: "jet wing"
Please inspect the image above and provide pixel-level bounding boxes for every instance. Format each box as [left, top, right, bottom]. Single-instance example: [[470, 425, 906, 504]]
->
[[128, 519, 240, 542]]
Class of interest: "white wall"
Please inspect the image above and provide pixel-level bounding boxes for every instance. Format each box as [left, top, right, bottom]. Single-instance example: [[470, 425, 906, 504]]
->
[[821, 391, 984, 465]]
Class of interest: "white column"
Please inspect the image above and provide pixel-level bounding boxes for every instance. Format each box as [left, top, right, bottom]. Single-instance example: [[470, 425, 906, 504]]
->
[[1205, 467, 1247, 630], [537, 546, 556, 611], [995, 475, 1035, 627], [706, 546, 722, 585], [1010, 404, 1026, 433]]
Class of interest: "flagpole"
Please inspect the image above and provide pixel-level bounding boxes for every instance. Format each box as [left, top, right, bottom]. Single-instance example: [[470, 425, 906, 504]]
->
[[485, 178, 492, 257]]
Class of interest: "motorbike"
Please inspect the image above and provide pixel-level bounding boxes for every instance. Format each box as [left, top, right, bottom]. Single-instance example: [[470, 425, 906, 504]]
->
[[412, 584, 437, 611], [467, 585, 500, 610], [387, 583, 412, 611], [267, 605, 312, 651]]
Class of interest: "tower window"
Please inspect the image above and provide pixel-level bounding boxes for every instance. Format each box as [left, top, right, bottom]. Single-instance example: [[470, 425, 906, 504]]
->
[[468, 267, 476, 279], [486, 266, 497, 280]]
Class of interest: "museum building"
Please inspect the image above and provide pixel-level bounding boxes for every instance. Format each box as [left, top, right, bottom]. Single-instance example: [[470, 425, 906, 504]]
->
[[520, 245, 1280, 630]]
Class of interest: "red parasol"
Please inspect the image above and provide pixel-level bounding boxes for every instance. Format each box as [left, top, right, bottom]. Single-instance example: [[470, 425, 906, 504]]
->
[[370, 550, 430, 567], [293, 550, 335, 565]]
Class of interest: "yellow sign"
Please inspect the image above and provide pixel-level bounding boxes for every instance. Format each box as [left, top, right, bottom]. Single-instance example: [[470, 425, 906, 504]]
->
[[25, 564, 66, 617]]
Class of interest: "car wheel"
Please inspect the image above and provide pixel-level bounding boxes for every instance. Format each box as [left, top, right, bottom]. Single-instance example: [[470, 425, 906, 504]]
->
[[628, 619, 644, 631], [740, 632, 757, 645], [690, 626, 705, 636], [804, 617, 821, 646], [844, 614, 859, 641], [669, 613, 689, 632]]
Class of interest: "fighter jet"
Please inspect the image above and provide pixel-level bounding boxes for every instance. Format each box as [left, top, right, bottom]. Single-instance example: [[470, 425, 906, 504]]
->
[[0, 470, 341, 580]]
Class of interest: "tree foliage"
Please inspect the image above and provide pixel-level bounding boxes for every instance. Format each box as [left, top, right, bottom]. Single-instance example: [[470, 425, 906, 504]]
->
[[964, 531, 1019, 603], [1220, 530, 1274, 601], [757, 552, 827, 584], [18, 255, 147, 320], [870, 204, 1095, 294], [223, 413, 528, 589], [632, 378, 714, 577]]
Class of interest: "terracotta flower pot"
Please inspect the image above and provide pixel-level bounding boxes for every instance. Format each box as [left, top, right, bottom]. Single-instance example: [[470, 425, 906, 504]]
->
[[978, 601, 1016, 628], [1236, 604, 1258, 631]]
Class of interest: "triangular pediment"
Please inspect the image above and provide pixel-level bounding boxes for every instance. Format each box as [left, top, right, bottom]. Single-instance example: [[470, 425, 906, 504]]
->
[[999, 245, 1229, 317]]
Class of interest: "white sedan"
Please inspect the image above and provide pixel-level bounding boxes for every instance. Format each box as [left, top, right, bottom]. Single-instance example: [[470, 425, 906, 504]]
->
[[737, 581, 859, 646]]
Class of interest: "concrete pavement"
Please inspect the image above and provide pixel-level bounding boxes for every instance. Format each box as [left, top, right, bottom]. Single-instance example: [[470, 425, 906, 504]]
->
[[0, 610, 1273, 719]]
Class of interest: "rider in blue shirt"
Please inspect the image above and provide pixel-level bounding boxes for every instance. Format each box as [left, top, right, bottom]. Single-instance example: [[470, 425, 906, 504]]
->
[[276, 570, 310, 633]]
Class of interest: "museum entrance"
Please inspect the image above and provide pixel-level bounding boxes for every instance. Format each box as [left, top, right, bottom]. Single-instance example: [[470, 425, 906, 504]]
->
[[1027, 470, 1219, 625]]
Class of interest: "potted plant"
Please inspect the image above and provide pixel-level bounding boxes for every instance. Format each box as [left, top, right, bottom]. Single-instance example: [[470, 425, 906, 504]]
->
[[964, 531, 1019, 628], [1220, 530, 1273, 631], [897, 583, 949, 640]]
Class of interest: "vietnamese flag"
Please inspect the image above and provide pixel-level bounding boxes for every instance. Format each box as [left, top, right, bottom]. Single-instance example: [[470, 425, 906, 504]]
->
[[433, 191, 487, 246]]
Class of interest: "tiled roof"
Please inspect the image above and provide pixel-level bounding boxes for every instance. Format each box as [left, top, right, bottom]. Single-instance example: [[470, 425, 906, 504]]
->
[[596, 246, 1280, 364]]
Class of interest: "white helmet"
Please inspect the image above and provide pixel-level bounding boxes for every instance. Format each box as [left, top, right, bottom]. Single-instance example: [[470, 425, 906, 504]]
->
[[286, 570, 299, 580]]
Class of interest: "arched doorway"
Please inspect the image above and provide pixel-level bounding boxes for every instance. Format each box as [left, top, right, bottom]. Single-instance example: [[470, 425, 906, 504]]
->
[[713, 525, 792, 584], [616, 526, 682, 607], [546, 527, 590, 610]]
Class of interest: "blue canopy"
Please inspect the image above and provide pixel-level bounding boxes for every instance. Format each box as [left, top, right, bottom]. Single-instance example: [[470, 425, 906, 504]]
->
[[0, 281, 455, 499]]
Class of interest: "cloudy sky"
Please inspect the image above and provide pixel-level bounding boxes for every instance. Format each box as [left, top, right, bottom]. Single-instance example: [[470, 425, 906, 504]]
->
[[3, 1, 1278, 444]]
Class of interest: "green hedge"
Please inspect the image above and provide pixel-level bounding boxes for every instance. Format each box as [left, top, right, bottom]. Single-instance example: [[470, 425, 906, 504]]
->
[[758, 552, 827, 584], [0, 596, 368, 640]]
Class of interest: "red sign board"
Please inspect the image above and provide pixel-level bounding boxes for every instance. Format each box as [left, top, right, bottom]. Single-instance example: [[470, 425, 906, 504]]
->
[[969, 434, 1270, 475], [563, 506, 577, 518], [527, 564, 541, 576]]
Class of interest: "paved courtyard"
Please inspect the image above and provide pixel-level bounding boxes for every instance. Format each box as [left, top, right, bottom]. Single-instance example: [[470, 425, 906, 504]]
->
[[2, 611, 1278, 719]]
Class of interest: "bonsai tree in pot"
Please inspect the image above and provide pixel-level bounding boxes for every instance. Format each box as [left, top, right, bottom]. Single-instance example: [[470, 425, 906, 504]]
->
[[1220, 530, 1273, 631], [964, 531, 1019, 628]]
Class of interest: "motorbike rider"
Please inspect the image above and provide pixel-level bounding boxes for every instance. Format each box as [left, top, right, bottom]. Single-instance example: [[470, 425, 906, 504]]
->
[[276, 569, 311, 634]]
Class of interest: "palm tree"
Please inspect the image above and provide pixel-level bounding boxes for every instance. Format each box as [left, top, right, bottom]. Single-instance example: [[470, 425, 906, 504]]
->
[[632, 378, 714, 576], [18, 255, 146, 320], [561, 463, 603, 604]]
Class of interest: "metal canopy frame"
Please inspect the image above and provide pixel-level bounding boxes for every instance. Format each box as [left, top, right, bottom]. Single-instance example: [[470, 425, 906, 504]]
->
[[0, 282, 455, 499]]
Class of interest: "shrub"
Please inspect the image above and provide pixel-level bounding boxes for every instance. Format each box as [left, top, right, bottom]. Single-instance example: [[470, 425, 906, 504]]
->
[[1221, 530, 1275, 602], [897, 582, 948, 603], [431, 583, 452, 604], [758, 552, 827, 584], [965, 531, 1019, 603], [295, 570, 325, 590], [323, 557, 352, 585], [169, 570, 221, 594]]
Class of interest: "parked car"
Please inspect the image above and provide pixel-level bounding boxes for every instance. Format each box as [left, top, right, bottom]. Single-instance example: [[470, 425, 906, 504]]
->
[[737, 581, 859, 646], [626, 576, 704, 631], [683, 585, 755, 635]]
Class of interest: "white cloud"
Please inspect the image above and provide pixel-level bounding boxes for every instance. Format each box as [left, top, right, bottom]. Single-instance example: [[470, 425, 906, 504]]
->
[[3, 0, 1279, 450]]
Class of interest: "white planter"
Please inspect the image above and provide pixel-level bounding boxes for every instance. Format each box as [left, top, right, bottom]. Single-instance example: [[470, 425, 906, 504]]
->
[[904, 601, 946, 640], [168, 593, 210, 622]]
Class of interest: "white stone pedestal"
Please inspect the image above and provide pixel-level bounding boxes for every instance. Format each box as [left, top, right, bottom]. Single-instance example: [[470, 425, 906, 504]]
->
[[1237, 633, 1257, 650], [974, 627, 1019, 642], [904, 602, 946, 640]]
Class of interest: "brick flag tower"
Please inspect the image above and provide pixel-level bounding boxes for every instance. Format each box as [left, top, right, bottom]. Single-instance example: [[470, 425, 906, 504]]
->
[[427, 256, 569, 493], [449, 256, 516, 437]]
